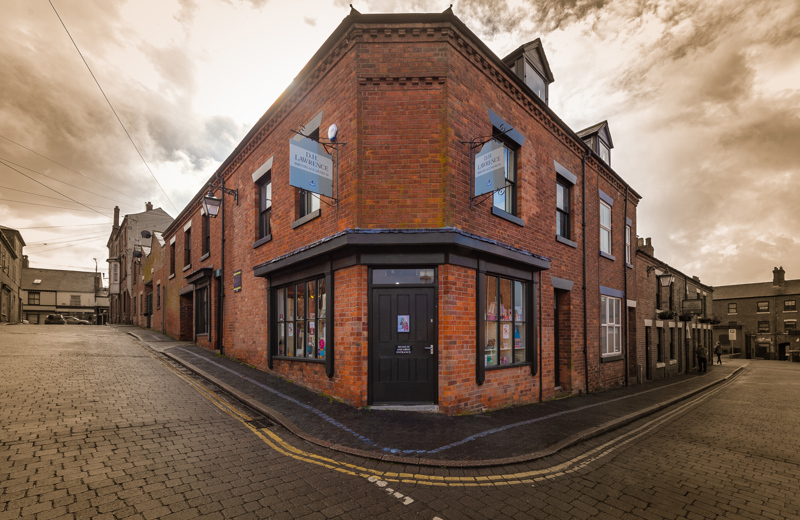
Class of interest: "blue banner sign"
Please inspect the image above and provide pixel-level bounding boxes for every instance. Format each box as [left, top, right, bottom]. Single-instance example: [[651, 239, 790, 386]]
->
[[289, 137, 333, 198], [474, 140, 506, 197]]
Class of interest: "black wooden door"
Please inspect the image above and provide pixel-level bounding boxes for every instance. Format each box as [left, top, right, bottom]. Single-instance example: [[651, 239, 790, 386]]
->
[[371, 287, 436, 404]]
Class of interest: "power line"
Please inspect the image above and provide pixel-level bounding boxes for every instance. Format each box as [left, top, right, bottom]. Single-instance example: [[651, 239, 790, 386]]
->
[[0, 160, 112, 218], [29, 262, 109, 272], [48, 0, 179, 214], [12, 223, 107, 230], [0, 156, 141, 210], [0, 198, 115, 214], [26, 234, 108, 253], [0, 182, 137, 209], [25, 231, 109, 246], [0, 133, 148, 206]]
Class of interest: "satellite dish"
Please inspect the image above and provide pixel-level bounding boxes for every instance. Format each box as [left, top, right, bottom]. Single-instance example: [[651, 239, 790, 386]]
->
[[327, 123, 338, 142]]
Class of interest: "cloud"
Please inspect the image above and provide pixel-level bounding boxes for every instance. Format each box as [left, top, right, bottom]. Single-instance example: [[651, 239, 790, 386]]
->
[[304, 16, 317, 26]]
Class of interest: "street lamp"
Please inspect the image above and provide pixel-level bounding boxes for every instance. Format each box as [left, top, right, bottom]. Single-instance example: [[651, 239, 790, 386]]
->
[[202, 180, 238, 218]]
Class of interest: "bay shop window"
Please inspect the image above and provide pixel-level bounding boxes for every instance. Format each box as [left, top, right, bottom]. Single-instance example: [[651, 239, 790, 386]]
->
[[274, 277, 327, 360], [482, 275, 529, 367]]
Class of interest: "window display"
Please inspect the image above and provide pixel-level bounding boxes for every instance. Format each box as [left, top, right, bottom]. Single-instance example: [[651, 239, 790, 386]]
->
[[484, 275, 526, 367], [274, 277, 327, 360]]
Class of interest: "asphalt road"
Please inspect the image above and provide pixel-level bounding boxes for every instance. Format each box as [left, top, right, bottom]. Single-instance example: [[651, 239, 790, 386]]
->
[[2, 325, 799, 519]]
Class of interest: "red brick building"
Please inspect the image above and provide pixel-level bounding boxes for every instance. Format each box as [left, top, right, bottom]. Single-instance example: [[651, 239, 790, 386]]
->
[[635, 238, 714, 380], [145, 8, 644, 414]]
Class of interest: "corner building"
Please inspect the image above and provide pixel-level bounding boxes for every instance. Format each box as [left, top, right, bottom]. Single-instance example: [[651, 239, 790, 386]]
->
[[158, 9, 641, 414]]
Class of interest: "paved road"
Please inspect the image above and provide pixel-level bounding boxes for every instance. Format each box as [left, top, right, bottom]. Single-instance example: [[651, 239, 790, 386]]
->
[[2, 325, 800, 519]]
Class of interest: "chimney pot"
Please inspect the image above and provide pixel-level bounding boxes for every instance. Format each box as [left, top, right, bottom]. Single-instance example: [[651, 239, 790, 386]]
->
[[773, 266, 786, 286], [114, 206, 120, 228], [145, 201, 153, 212]]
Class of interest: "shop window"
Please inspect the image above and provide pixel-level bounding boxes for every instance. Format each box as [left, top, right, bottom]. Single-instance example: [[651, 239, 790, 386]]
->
[[785, 300, 796, 312], [275, 277, 327, 360], [600, 201, 612, 255], [258, 173, 272, 239], [28, 291, 40, 305], [758, 321, 770, 333], [757, 301, 769, 313], [600, 295, 622, 356], [70, 295, 80, 306], [728, 303, 737, 314], [483, 275, 527, 367], [492, 136, 518, 216], [556, 180, 570, 240], [195, 286, 208, 334]]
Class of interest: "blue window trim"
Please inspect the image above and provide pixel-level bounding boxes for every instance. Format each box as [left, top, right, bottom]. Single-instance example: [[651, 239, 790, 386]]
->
[[599, 189, 614, 206], [554, 160, 577, 185], [488, 109, 525, 147], [600, 286, 624, 298]]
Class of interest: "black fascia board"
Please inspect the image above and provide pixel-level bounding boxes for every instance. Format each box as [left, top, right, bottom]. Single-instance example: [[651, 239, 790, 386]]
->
[[253, 229, 550, 278], [185, 267, 214, 284]]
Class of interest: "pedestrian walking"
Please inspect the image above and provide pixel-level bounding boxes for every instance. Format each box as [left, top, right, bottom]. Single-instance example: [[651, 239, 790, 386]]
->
[[695, 344, 708, 373], [714, 341, 723, 365]]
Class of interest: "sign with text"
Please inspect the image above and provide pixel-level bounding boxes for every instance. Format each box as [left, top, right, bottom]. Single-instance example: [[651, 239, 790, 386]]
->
[[682, 299, 703, 314], [233, 270, 242, 293], [729, 329, 737, 341], [289, 137, 333, 197], [474, 140, 506, 197]]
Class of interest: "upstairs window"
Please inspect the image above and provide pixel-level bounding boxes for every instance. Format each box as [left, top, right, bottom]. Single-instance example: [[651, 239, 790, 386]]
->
[[625, 225, 632, 264], [28, 291, 40, 305], [184, 229, 191, 267], [785, 300, 796, 312], [556, 180, 570, 240], [492, 137, 518, 216], [728, 303, 737, 314], [600, 201, 612, 255], [202, 213, 210, 256], [758, 320, 770, 333], [169, 242, 176, 276], [757, 301, 769, 313], [598, 140, 611, 165], [258, 173, 272, 239]]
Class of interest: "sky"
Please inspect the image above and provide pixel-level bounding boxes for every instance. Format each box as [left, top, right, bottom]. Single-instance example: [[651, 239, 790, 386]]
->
[[1, 0, 798, 287]]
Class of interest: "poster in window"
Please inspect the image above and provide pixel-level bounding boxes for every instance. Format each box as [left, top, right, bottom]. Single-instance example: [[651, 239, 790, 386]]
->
[[398, 315, 410, 333], [233, 270, 242, 293], [502, 323, 510, 339]]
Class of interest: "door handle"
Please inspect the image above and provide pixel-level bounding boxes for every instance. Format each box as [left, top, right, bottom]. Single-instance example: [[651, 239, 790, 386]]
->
[[425, 345, 434, 354]]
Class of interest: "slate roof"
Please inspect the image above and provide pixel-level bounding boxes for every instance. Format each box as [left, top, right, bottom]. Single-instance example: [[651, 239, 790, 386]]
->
[[21, 268, 98, 293], [713, 280, 800, 300]]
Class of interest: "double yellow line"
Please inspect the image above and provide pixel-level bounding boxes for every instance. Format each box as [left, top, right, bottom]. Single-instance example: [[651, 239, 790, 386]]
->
[[156, 348, 744, 488]]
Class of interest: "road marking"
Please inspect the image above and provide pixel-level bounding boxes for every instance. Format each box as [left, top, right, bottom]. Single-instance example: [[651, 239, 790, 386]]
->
[[153, 345, 745, 488]]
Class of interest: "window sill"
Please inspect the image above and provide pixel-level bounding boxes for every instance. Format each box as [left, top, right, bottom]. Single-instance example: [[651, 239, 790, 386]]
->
[[168, 274, 175, 280], [292, 209, 321, 229], [272, 356, 325, 364], [626, 263, 634, 269], [600, 353, 623, 363], [556, 235, 577, 248], [485, 361, 532, 371], [599, 251, 616, 261], [656, 362, 666, 368], [784, 310, 797, 313], [669, 359, 678, 365], [200, 252, 210, 262], [253, 234, 272, 249], [491, 206, 525, 227], [196, 333, 209, 337], [183, 264, 191, 272]]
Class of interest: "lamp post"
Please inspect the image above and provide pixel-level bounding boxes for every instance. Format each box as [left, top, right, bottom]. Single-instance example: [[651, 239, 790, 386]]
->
[[202, 178, 238, 354]]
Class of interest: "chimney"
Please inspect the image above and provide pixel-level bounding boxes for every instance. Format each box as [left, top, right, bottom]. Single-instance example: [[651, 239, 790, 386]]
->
[[637, 237, 654, 257], [146, 201, 153, 212], [22, 255, 29, 268], [114, 206, 120, 228], [773, 266, 785, 287]]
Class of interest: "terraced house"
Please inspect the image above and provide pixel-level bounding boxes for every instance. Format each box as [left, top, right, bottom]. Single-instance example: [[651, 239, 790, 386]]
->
[[127, 8, 646, 414]]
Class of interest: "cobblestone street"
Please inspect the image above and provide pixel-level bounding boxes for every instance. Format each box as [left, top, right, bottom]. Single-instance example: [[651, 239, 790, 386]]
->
[[2, 326, 800, 519]]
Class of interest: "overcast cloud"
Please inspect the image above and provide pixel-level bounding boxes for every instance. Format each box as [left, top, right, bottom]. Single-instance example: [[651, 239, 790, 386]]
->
[[1, 0, 798, 287]]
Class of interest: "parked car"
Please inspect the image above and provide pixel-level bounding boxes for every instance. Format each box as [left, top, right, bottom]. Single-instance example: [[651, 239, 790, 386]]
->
[[44, 314, 66, 324], [65, 316, 90, 325]]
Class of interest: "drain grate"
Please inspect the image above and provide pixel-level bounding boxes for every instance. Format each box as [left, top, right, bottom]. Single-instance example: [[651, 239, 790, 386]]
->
[[246, 417, 274, 429]]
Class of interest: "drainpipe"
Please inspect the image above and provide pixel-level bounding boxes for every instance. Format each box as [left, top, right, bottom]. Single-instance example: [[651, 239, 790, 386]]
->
[[217, 176, 226, 354], [623, 185, 629, 386], [582, 151, 591, 395]]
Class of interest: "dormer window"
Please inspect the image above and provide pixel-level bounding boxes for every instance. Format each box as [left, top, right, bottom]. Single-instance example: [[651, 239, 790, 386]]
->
[[598, 140, 610, 165], [523, 60, 547, 104]]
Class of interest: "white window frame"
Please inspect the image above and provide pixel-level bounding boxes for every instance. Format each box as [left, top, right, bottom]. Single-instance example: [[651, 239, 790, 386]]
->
[[625, 225, 631, 264], [600, 201, 612, 254], [601, 295, 622, 356]]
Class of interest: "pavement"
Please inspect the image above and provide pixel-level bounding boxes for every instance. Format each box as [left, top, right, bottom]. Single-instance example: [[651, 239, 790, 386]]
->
[[113, 324, 747, 468]]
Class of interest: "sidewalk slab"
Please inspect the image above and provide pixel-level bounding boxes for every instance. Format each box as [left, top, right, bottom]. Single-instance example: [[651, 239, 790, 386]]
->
[[115, 325, 746, 467]]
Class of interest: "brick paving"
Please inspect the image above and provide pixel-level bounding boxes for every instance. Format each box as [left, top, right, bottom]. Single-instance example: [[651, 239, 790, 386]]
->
[[3, 325, 800, 519]]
